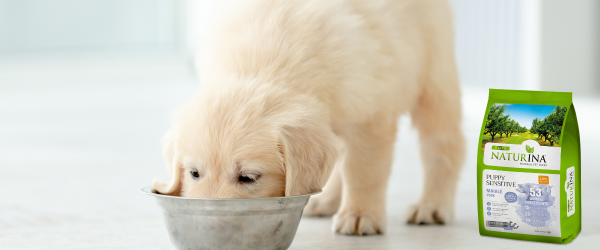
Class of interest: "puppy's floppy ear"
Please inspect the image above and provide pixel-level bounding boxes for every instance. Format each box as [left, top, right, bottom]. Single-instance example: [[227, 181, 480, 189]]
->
[[280, 123, 337, 196], [152, 129, 182, 196]]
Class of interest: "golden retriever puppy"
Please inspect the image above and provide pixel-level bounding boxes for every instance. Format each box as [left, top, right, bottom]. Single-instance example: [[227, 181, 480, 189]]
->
[[153, 0, 464, 235]]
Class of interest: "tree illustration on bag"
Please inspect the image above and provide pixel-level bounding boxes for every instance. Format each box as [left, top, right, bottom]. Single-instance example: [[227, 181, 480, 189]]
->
[[529, 106, 566, 146], [484, 104, 509, 141]]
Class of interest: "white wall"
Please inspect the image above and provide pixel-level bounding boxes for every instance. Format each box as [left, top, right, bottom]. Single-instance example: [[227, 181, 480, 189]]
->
[[452, 0, 524, 89], [539, 0, 600, 94], [0, 0, 177, 52], [0, 0, 598, 94]]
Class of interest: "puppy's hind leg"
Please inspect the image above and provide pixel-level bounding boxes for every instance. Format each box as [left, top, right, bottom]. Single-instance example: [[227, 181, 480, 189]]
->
[[304, 159, 343, 217], [406, 84, 465, 225]]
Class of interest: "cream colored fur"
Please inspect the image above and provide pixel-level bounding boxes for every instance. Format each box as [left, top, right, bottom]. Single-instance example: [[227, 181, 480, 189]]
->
[[153, 0, 464, 235]]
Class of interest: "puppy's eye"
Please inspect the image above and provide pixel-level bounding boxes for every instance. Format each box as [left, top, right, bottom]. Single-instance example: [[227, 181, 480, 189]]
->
[[238, 174, 259, 184], [190, 170, 200, 178]]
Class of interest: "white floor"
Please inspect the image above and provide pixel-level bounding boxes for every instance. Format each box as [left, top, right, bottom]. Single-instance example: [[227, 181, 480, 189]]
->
[[1, 56, 599, 249]]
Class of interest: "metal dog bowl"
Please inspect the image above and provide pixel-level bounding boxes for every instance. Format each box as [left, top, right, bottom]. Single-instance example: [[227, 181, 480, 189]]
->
[[141, 186, 315, 250]]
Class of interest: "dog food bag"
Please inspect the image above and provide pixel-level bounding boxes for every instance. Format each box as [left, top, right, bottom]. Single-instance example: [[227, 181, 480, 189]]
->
[[477, 89, 580, 244]]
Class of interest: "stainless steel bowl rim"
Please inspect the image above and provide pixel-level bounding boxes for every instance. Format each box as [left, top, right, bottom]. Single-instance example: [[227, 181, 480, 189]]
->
[[140, 186, 319, 201]]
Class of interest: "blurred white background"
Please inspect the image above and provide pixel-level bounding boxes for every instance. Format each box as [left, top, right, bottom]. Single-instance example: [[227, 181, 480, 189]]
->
[[1, 0, 598, 249], [2, 0, 598, 92]]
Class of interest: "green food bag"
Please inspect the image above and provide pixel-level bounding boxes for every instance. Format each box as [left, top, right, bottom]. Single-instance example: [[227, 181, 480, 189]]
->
[[477, 89, 581, 244]]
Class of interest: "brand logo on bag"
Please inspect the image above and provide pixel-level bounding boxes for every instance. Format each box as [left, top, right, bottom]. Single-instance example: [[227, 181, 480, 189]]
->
[[525, 145, 534, 153], [490, 149, 546, 163], [565, 167, 575, 217], [484, 141, 561, 171]]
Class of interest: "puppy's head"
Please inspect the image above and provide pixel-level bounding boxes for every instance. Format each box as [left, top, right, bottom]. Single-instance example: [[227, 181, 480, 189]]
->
[[153, 83, 337, 198]]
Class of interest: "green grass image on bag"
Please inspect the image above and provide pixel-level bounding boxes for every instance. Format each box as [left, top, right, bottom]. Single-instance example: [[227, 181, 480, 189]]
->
[[477, 89, 581, 244]]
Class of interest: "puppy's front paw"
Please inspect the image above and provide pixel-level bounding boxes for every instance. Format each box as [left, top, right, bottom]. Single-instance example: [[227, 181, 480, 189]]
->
[[406, 202, 452, 225], [333, 209, 384, 235], [303, 195, 340, 217]]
